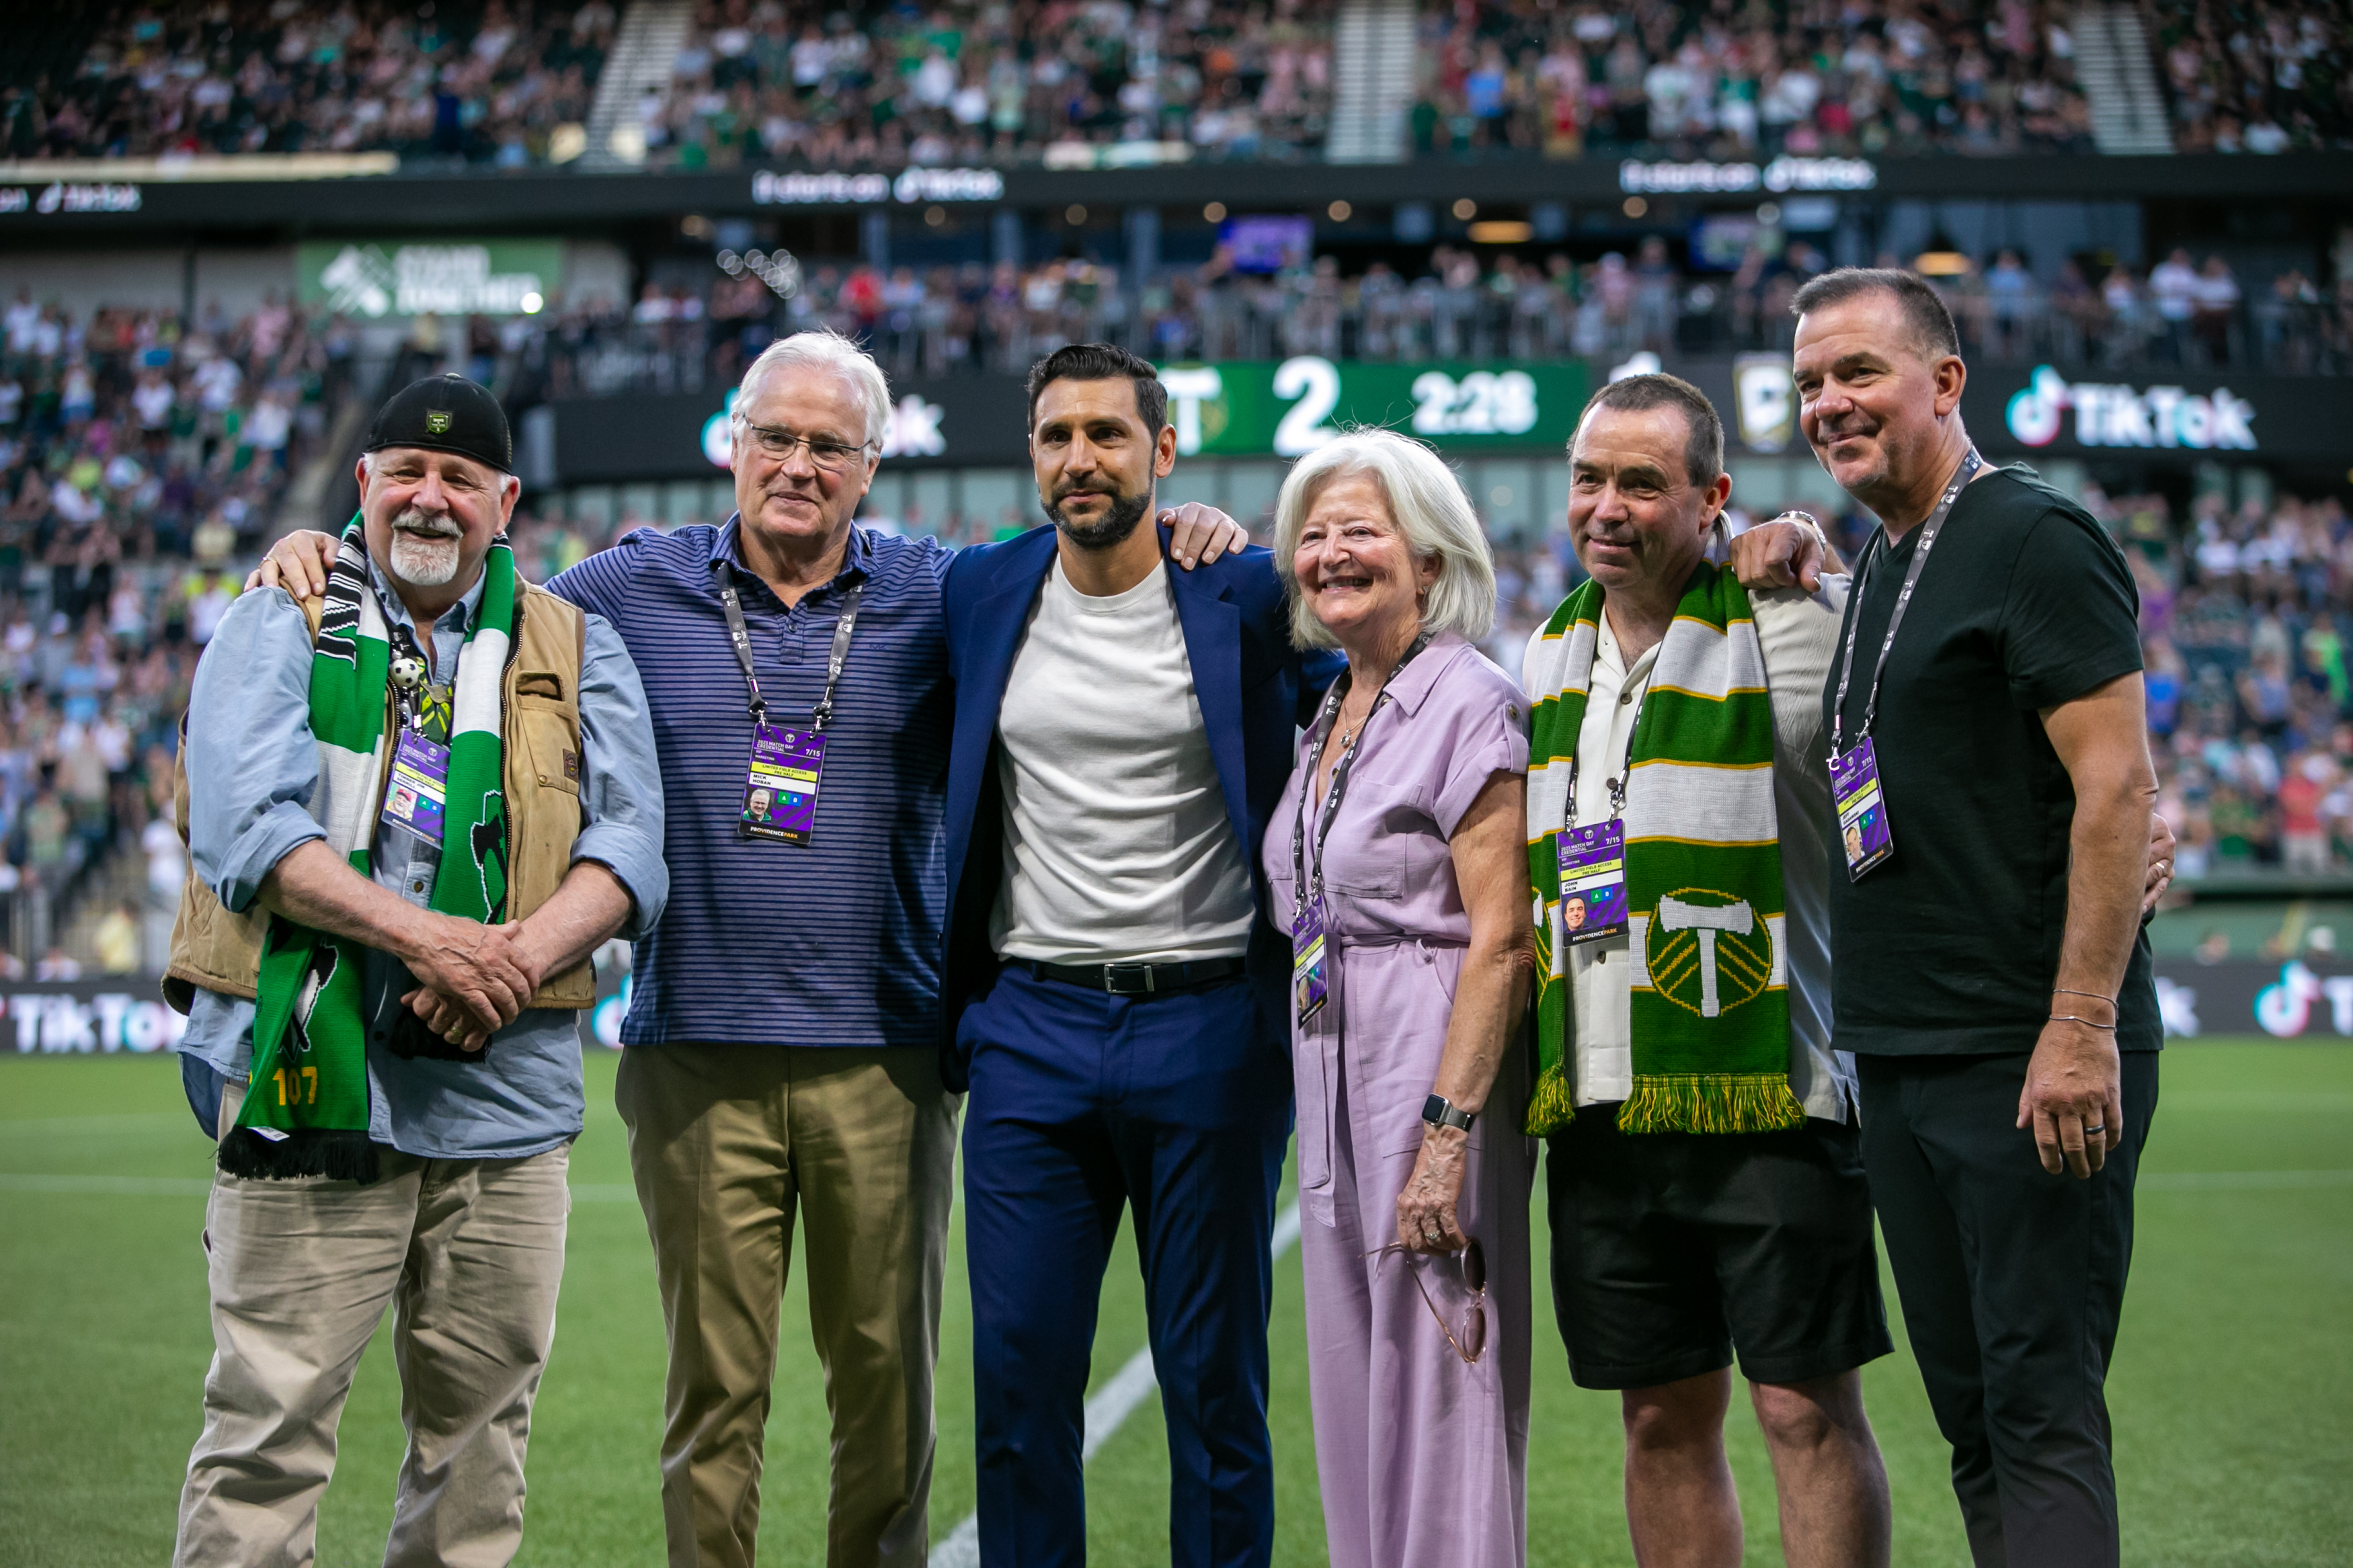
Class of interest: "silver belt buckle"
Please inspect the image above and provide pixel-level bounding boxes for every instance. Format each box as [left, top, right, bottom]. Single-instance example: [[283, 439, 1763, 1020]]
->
[[1102, 962, 1156, 995]]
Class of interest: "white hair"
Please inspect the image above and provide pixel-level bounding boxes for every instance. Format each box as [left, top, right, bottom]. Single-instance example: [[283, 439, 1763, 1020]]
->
[[1270, 429, 1497, 651], [733, 329, 892, 450]]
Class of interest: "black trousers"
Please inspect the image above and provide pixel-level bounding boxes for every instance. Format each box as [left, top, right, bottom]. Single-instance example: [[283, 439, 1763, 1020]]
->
[[1856, 1049, 2159, 1568]]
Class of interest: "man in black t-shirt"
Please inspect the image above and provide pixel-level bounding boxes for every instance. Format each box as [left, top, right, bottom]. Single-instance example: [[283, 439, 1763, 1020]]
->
[[1728, 269, 2163, 1568]]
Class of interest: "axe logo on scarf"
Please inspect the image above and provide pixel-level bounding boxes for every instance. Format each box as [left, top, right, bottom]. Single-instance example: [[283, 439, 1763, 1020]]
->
[[469, 790, 510, 919], [1646, 889, 1773, 1021], [286, 942, 342, 1056]]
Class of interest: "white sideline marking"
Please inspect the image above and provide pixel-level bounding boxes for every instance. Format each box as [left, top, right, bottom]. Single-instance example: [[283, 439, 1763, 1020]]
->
[[2137, 1169, 2353, 1191], [932, 1202, 1304, 1568]]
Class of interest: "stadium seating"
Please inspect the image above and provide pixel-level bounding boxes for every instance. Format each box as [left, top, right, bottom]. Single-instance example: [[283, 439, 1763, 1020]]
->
[[19, 0, 2343, 169], [7, 1, 614, 165], [2150, 0, 2351, 155]]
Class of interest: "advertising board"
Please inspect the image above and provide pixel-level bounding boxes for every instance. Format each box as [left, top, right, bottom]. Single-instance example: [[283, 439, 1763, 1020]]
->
[[296, 239, 565, 319]]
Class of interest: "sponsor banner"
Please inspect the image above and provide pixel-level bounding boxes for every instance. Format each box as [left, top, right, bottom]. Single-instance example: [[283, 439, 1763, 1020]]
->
[[4, 974, 634, 1056], [552, 376, 1027, 481], [1620, 156, 1877, 195], [2, 983, 192, 1055], [296, 238, 564, 319], [752, 166, 1005, 206], [1156, 358, 1592, 458], [1968, 365, 2353, 464], [0, 181, 143, 216], [2148, 959, 2353, 1039], [1667, 355, 2353, 467]]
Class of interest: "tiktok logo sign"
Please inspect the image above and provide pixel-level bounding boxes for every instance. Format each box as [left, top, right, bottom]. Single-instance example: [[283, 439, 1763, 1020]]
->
[[2005, 365, 2257, 452]]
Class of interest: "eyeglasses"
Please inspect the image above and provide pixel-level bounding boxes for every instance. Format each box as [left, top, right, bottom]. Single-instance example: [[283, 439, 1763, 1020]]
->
[[738, 422, 873, 471], [1363, 1238, 1488, 1363]]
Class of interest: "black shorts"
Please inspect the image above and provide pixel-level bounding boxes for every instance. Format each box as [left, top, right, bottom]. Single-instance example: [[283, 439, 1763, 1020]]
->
[[1545, 1108, 1893, 1391]]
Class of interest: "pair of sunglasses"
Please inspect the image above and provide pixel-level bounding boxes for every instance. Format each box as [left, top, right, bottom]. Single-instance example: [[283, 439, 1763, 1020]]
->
[[1364, 1238, 1488, 1363]]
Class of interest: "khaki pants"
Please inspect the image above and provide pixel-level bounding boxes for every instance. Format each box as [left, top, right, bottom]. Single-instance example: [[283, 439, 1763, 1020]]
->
[[174, 1080, 571, 1568], [616, 1042, 959, 1568]]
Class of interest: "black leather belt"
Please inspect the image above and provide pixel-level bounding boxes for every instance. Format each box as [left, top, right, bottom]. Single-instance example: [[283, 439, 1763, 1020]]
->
[[1012, 956, 1249, 996]]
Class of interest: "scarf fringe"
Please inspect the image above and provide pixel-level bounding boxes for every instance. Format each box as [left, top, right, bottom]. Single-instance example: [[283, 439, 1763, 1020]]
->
[[216, 1128, 381, 1184], [1525, 1061, 1579, 1136], [1618, 1073, 1807, 1135]]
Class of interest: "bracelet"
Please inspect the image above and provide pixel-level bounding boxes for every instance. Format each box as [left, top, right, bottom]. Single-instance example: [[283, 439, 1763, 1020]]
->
[[2052, 987, 2116, 1005], [2048, 1014, 2118, 1030]]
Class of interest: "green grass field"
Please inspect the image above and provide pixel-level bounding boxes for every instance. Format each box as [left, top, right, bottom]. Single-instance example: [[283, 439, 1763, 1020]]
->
[[3, 1041, 2348, 1567]]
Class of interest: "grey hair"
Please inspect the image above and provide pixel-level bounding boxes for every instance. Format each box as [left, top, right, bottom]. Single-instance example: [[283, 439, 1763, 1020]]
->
[[1270, 429, 1497, 651], [733, 329, 892, 450]]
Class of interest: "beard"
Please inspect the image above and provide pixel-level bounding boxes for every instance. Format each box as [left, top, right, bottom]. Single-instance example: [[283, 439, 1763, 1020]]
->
[[385, 509, 465, 587], [1045, 484, 1152, 551]]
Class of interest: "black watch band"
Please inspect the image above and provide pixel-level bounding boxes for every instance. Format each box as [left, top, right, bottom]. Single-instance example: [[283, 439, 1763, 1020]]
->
[[1423, 1093, 1474, 1132]]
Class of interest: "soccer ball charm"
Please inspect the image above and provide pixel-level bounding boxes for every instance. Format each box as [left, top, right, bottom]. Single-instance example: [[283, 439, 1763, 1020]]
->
[[389, 654, 428, 692]]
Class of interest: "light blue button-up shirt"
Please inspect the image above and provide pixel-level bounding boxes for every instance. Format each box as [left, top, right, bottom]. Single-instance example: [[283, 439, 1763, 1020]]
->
[[178, 560, 667, 1159]]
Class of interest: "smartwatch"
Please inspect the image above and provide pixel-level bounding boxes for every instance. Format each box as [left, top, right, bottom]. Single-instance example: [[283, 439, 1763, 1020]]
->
[[1423, 1094, 1475, 1132]]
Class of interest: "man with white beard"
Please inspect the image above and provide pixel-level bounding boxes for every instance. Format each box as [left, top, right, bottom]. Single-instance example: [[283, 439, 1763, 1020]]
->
[[164, 374, 667, 1567]]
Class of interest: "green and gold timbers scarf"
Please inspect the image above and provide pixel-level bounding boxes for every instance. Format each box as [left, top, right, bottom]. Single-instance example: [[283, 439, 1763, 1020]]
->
[[217, 515, 518, 1182], [1523, 562, 1805, 1137]]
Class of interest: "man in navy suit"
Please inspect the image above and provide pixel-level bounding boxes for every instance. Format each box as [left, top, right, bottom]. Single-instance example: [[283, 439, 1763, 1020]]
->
[[943, 343, 1339, 1568]]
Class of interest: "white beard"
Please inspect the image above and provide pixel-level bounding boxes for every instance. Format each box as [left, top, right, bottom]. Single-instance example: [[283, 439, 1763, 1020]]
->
[[389, 530, 463, 587]]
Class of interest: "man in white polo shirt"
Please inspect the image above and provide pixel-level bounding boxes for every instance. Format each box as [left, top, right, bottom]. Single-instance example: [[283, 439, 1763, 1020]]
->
[[1523, 372, 1895, 1568]]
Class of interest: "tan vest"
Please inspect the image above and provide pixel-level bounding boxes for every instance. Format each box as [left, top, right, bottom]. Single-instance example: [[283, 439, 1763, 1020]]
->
[[164, 579, 599, 1014]]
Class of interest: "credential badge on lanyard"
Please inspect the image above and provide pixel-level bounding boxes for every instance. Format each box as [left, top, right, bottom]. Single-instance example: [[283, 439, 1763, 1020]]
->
[[379, 616, 456, 845], [1289, 640, 1428, 1028], [1827, 448, 1981, 881], [715, 550, 863, 845], [1556, 673, 1641, 944]]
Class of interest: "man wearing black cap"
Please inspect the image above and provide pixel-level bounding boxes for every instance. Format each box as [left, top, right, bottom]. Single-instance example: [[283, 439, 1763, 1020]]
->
[[166, 374, 668, 1568]]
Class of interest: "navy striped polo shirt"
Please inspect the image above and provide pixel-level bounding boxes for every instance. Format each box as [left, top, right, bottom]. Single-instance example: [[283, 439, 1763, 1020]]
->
[[550, 518, 950, 1049]]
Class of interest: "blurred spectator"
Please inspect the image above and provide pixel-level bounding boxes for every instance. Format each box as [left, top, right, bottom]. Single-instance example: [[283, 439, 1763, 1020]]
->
[[644, 0, 1334, 169], [93, 902, 139, 974], [2156, 0, 2351, 153], [1408, 0, 2096, 161]]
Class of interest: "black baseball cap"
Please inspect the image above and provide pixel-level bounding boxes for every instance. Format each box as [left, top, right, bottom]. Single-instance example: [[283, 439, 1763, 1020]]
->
[[364, 374, 513, 474]]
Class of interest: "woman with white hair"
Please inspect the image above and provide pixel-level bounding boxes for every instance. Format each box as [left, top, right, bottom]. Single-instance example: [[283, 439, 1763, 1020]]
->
[[1262, 428, 1535, 1567]]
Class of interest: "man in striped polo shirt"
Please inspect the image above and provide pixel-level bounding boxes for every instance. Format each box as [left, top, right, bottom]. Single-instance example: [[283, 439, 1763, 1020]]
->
[[260, 329, 1248, 1568]]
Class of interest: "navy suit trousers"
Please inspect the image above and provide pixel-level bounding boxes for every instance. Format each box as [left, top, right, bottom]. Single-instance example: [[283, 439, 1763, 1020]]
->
[[960, 964, 1287, 1568]]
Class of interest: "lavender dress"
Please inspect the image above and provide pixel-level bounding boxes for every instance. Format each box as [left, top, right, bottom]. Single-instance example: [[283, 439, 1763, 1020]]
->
[[1262, 631, 1533, 1568]]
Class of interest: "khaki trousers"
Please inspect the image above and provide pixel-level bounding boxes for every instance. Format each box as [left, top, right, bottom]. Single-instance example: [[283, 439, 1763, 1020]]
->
[[174, 1080, 571, 1568], [615, 1042, 959, 1568]]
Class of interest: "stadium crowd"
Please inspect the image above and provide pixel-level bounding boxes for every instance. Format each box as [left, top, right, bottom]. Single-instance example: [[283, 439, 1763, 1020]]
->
[[641, 0, 1336, 167], [2127, 483, 2353, 879], [0, 290, 364, 977], [23, 0, 2342, 169], [5, 0, 614, 166], [1409, 0, 2098, 159], [2154, 0, 2352, 154], [536, 239, 2350, 397]]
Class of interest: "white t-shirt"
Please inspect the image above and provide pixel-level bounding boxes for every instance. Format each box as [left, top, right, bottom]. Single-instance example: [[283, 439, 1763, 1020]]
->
[[1527, 582, 1855, 1122], [991, 556, 1257, 965]]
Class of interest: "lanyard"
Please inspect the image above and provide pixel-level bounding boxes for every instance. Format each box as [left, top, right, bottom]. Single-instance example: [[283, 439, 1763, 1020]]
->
[[1564, 681, 1646, 829], [1829, 448, 1981, 755], [1290, 635, 1429, 912], [711, 549, 863, 731]]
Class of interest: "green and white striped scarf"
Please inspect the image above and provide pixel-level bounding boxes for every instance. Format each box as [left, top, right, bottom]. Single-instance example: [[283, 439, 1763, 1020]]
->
[[1523, 562, 1804, 1137], [219, 515, 517, 1182]]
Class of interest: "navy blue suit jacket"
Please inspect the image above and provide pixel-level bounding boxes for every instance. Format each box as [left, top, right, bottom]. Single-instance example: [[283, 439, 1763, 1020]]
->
[[940, 522, 1341, 1087]]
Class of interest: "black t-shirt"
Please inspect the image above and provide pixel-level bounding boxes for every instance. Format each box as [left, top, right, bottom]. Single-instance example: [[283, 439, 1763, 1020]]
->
[[1823, 464, 2161, 1055]]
